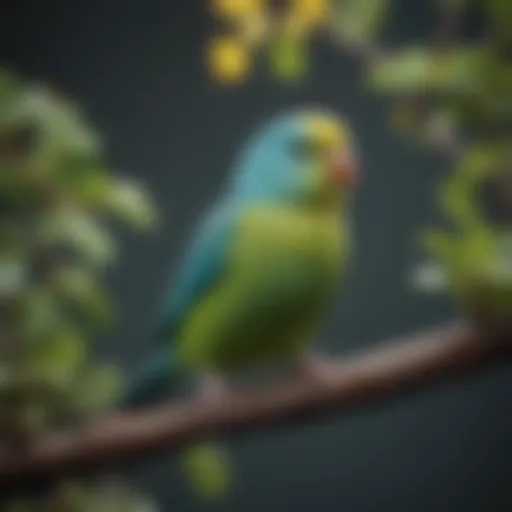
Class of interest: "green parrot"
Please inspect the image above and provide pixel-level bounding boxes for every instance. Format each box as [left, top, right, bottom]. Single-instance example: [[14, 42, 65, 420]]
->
[[123, 107, 361, 499]]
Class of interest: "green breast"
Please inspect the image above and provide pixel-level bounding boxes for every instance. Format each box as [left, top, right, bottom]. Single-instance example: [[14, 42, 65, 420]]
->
[[177, 205, 349, 372]]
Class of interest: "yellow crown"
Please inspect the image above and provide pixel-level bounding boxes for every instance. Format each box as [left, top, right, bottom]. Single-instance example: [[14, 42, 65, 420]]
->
[[305, 113, 350, 149]]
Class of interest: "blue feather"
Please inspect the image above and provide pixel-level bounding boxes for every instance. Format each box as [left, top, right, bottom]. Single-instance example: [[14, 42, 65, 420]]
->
[[155, 202, 236, 342], [121, 345, 181, 407], [122, 202, 236, 406]]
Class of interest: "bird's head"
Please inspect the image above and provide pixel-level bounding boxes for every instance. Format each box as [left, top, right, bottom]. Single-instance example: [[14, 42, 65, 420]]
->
[[229, 108, 360, 207]]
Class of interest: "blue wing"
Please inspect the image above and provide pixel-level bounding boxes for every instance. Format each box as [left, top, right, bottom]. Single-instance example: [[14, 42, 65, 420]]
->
[[122, 201, 237, 407], [155, 201, 237, 343], [122, 201, 236, 407]]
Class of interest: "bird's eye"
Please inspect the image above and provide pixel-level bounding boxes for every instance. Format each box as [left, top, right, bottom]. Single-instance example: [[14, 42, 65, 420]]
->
[[290, 138, 320, 160]]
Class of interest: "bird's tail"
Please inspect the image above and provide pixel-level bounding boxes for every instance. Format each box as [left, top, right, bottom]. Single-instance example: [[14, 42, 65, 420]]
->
[[181, 442, 233, 501], [121, 349, 233, 500], [121, 346, 183, 408]]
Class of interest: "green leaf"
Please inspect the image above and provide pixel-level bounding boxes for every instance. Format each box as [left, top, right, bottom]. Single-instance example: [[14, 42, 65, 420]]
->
[[370, 48, 430, 92], [487, 0, 512, 44], [460, 227, 497, 267], [331, 0, 388, 43], [420, 229, 457, 262], [498, 231, 512, 259], [370, 47, 483, 94], [69, 169, 111, 204], [459, 145, 500, 181], [0, 254, 27, 297], [28, 325, 86, 388], [56, 172, 158, 230], [438, 174, 478, 229], [38, 207, 116, 265], [269, 35, 309, 82], [0, 69, 22, 128], [102, 179, 158, 229], [54, 266, 99, 302], [182, 443, 233, 500], [437, 145, 502, 230], [74, 364, 123, 413], [53, 266, 113, 325], [21, 287, 63, 342], [16, 87, 102, 171]]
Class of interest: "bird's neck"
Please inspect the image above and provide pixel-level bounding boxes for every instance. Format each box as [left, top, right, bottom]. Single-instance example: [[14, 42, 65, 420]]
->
[[250, 196, 345, 222], [296, 190, 348, 217], [227, 189, 349, 218]]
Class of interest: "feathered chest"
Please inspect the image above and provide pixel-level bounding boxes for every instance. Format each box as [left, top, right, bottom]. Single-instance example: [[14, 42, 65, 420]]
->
[[177, 205, 350, 370], [230, 206, 348, 282]]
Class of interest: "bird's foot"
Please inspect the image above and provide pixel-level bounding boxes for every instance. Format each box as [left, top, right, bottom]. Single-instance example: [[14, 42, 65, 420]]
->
[[196, 372, 232, 408], [296, 353, 340, 388]]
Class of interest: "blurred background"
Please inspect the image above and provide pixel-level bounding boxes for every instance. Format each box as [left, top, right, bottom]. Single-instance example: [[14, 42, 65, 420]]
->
[[1, 0, 511, 511]]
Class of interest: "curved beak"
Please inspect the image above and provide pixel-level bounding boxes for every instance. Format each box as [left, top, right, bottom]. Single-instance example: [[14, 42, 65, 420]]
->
[[327, 145, 360, 188]]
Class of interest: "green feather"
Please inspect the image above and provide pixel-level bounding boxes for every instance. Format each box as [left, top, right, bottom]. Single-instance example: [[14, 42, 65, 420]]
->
[[177, 204, 349, 372]]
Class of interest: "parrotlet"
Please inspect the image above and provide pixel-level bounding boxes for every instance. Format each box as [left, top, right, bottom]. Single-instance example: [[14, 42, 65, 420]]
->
[[123, 107, 360, 499]]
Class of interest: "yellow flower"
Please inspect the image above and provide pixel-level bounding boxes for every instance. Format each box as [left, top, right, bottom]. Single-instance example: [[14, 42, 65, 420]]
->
[[291, 0, 330, 25], [211, 0, 263, 18], [207, 37, 251, 84]]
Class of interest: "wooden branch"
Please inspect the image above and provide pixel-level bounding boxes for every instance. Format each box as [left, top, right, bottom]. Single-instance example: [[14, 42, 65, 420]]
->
[[0, 320, 511, 487]]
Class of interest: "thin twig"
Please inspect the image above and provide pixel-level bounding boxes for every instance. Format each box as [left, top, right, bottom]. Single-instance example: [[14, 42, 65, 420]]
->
[[0, 320, 510, 487]]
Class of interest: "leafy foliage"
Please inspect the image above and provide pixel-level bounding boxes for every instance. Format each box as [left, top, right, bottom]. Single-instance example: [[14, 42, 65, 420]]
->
[[362, 0, 512, 322], [418, 145, 512, 319], [0, 70, 158, 509], [369, 47, 485, 95]]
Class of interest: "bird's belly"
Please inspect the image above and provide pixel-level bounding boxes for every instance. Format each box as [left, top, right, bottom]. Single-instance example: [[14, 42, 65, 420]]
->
[[179, 259, 337, 371], [178, 213, 344, 372]]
